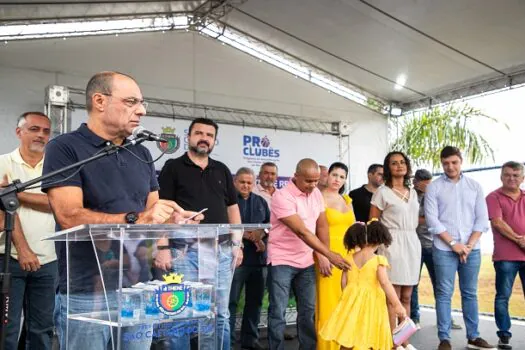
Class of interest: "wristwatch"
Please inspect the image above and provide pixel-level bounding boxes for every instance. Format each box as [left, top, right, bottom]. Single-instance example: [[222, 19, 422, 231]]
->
[[125, 212, 139, 224], [448, 239, 457, 247]]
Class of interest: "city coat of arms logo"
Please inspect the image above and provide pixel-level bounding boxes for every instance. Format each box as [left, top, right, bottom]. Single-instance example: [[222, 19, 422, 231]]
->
[[155, 273, 190, 316], [157, 127, 180, 154]]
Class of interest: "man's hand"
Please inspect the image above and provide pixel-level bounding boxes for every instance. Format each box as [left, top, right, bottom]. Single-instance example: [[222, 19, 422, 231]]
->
[[254, 240, 266, 253], [451, 242, 469, 256], [154, 249, 172, 271], [138, 200, 179, 224], [233, 246, 243, 268], [452, 243, 473, 264], [0, 174, 8, 187], [243, 231, 256, 241], [18, 247, 41, 272], [517, 236, 525, 249], [327, 251, 351, 271], [316, 253, 333, 277], [173, 210, 205, 224], [243, 230, 265, 242]]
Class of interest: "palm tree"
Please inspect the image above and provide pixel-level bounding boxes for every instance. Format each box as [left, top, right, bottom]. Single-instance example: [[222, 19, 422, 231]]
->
[[390, 104, 507, 171]]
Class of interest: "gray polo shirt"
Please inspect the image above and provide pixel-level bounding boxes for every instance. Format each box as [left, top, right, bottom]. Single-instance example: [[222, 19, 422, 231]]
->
[[417, 192, 433, 249]]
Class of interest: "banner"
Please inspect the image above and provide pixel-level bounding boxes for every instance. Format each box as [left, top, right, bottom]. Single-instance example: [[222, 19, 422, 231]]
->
[[71, 112, 340, 185]]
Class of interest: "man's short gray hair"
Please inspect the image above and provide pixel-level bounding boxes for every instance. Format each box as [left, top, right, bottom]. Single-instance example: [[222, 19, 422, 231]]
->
[[85, 71, 136, 112], [17, 111, 50, 128], [235, 167, 255, 178], [502, 161, 524, 174]]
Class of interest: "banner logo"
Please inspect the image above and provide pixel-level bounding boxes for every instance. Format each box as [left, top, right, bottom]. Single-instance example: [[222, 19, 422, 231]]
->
[[155, 273, 190, 316], [157, 127, 180, 154], [243, 135, 280, 158]]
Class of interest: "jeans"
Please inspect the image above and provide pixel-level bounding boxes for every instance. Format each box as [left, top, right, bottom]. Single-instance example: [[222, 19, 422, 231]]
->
[[0, 256, 57, 350], [267, 264, 316, 350], [410, 247, 436, 322], [228, 265, 266, 347], [57, 292, 152, 350], [493, 260, 525, 339], [167, 243, 233, 350], [433, 247, 481, 341]]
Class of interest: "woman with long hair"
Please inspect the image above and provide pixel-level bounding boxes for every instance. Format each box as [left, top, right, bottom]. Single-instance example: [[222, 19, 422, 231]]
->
[[315, 162, 356, 350], [370, 151, 421, 350]]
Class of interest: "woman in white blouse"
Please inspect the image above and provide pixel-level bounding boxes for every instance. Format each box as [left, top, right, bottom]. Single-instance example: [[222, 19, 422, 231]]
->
[[370, 151, 421, 350]]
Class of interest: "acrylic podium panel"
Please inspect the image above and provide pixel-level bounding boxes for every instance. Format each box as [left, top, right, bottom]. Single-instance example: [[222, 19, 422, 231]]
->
[[45, 223, 270, 350]]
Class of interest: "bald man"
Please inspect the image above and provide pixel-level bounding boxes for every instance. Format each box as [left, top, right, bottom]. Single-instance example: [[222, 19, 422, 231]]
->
[[266, 158, 351, 350]]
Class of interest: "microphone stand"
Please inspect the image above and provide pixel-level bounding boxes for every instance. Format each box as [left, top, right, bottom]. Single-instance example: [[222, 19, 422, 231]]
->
[[0, 136, 148, 350]]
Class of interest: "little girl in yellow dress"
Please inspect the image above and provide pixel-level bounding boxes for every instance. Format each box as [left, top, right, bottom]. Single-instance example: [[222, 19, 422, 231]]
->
[[319, 219, 407, 350]]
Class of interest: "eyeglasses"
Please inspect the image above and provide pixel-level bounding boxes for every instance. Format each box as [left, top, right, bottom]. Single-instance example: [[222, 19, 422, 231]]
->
[[102, 93, 148, 111]]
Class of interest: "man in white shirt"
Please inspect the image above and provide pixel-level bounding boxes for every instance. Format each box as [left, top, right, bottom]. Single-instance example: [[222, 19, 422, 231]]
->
[[253, 162, 278, 206], [0, 112, 57, 349]]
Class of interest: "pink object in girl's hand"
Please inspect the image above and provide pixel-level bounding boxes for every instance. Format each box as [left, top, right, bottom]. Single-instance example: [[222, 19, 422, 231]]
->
[[393, 317, 418, 346]]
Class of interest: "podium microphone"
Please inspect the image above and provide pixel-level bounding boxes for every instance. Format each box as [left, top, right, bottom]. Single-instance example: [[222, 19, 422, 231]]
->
[[132, 126, 167, 142]]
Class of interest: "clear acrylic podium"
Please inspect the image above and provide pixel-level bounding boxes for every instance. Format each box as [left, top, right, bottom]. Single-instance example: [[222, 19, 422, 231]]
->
[[45, 223, 270, 350]]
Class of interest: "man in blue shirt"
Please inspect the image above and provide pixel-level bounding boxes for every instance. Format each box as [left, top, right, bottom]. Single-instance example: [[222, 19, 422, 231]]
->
[[41, 71, 199, 350], [228, 167, 270, 350], [425, 146, 494, 350]]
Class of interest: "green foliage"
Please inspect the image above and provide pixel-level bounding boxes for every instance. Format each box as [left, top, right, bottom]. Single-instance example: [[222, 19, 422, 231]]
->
[[390, 105, 507, 171]]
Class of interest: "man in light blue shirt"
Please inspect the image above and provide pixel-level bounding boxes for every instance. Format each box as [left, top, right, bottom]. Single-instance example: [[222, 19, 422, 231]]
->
[[425, 146, 495, 350]]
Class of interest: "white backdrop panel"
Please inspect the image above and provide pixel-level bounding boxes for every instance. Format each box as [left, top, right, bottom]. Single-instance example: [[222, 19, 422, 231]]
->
[[71, 110, 340, 184]]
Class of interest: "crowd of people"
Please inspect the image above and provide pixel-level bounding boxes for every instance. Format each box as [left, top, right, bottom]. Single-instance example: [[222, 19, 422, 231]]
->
[[0, 71, 524, 350]]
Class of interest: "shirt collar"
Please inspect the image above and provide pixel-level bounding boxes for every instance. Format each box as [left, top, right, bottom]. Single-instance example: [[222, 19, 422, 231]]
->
[[78, 123, 112, 147], [496, 187, 525, 199], [237, 192, 252, 201], [442, 173, 464, 183], [287, 179, 308, 197], [257, 183, 273, 193], [182, 152, 216, 168], [9, 148, 44, 168]]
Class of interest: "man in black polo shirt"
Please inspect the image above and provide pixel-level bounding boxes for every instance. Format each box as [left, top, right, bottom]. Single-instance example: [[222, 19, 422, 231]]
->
[[156, 117, 242, 350], [41, 71, 199, 350], [348, 163, 383, 222]]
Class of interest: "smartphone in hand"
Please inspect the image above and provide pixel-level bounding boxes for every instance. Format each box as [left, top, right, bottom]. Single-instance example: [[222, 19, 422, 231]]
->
[[181, 208, 208, 223]]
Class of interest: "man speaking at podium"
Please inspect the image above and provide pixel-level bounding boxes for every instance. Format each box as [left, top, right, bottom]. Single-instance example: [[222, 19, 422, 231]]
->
[[41, 71, 201, 350]]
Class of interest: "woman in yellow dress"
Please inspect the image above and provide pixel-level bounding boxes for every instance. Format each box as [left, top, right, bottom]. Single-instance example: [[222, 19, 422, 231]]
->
[[316, 162, 355, 350]]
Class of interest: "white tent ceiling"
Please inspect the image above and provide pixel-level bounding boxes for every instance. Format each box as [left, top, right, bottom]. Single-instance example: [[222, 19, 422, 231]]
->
[[2, 0, 525, 111]]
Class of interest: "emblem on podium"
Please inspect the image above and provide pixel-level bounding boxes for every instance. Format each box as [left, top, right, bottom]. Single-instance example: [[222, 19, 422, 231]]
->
[[155, 273, 190, 316]]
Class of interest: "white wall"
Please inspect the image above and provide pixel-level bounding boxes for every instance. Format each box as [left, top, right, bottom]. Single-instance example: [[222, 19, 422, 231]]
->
[[0, 31, 388, 187]]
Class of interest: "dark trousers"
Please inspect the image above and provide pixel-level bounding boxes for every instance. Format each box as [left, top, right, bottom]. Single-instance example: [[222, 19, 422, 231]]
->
[[228, 265, 266, 348], [494, 260, 525, 339], [267, 264, 316, 350], [0, 255, 57, 350], [411, 247, 436, 322]]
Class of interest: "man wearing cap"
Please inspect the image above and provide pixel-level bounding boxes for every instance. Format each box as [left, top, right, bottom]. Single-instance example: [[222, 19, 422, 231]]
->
[[410, 169, 463, 330]]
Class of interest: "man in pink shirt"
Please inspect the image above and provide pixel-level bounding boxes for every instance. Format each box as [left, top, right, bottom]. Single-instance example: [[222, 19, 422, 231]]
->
[[486, 161, 525, 350], [267, 158, 351, 350]]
